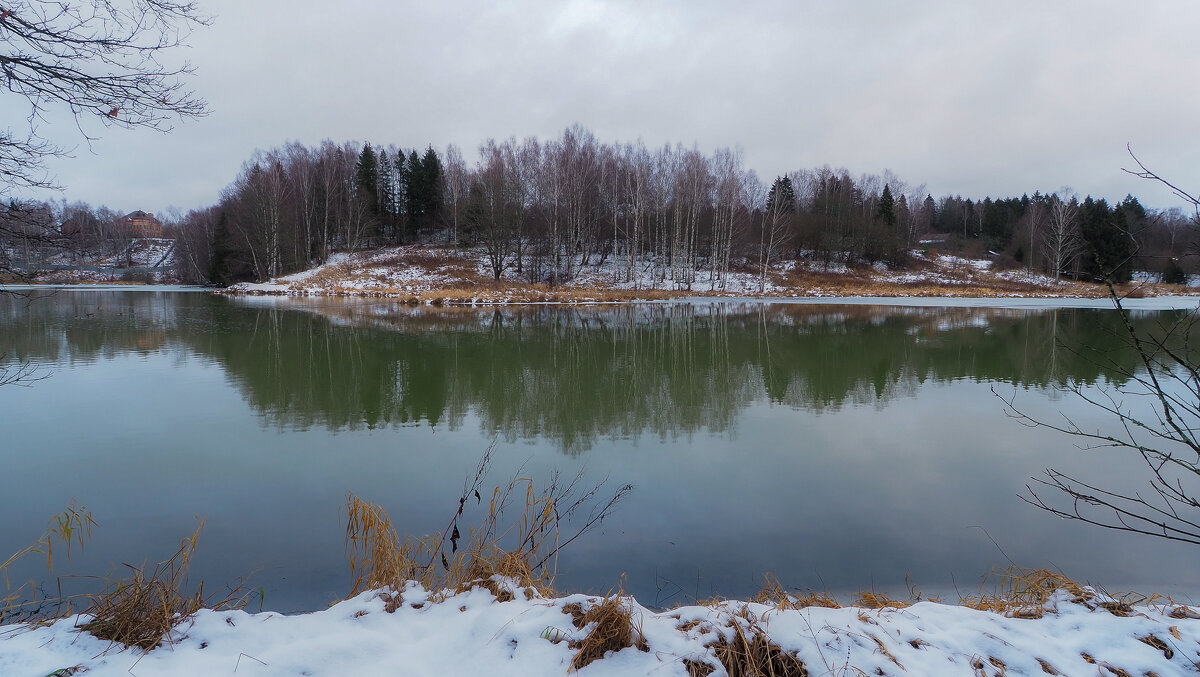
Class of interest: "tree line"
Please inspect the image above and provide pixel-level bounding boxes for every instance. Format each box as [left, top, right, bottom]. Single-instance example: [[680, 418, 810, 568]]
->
[[5, 126, 1196, 286]]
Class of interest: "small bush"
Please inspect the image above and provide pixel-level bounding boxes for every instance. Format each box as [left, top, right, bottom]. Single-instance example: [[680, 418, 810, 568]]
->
[[1163, 259, 1187, 285]]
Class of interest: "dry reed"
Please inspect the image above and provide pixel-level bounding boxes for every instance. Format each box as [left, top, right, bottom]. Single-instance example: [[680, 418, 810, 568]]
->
[[960, 567, 1104, 618], [1, 503, 96, 624], [80, 519, 247, 651], [345, 448, 631, 606]]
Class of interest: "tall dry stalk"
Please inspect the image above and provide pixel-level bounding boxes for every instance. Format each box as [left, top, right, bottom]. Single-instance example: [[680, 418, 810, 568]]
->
[[1, 503, 95, 624], [346, 448, 631, 602]]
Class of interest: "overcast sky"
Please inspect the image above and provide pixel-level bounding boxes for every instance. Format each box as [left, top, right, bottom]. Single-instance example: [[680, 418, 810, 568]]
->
[[13, 0, 1200, 216]]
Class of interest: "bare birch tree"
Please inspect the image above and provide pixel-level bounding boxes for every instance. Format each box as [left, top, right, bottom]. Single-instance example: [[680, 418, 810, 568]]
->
[[1042, 192, 1082, 280]]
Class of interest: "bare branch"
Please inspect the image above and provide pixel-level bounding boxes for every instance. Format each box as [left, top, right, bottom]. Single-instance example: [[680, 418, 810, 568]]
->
[[0, 0, 210, 194]]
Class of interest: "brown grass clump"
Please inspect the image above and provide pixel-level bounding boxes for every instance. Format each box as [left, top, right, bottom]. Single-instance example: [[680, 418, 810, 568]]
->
[[753, 574, 840, 611], [683, 657, 717, 677], [346, 448, 631, 606], [854, 591, 912, 610], [707, 611, 808, 677], [960, 567, 1102, 618], [81, 520, 246, 651], [567, 591, 648, 671]]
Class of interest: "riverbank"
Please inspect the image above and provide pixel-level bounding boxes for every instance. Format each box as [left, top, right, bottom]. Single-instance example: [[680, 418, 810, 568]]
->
[[4, 576, 1198, 676], [222, 244, 1196, 304]]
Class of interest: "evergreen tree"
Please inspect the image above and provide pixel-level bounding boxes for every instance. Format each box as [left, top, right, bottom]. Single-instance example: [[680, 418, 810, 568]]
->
[[401, 146, 444, 235], [208, 210, 252, 284], [378, 149, 397, 238], [875, 183, 896, 227], [421, 145, 444, 224], [356, 143, 379, 215], [403, 149, 423, 235], [766, 176, 796, 214], [1079, 196, 1135, 283]]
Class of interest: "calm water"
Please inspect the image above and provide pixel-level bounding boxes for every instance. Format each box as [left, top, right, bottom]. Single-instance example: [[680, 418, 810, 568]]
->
[[1, 290, 1198, 612]]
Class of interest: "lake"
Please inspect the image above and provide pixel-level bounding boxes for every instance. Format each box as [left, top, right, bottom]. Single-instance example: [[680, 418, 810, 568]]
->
[[2, 289, 1198, 613]]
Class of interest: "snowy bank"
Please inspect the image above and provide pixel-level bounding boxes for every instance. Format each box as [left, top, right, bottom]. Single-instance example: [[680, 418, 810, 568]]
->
[[223, 244, 1198, 303], [4, 581, 1199, 676]]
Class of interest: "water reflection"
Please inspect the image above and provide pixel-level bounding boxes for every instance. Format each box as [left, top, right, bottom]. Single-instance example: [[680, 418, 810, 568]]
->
[[0, 292, 1170, 453]]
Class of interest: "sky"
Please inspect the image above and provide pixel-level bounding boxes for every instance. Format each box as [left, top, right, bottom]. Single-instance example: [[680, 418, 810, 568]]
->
[[8, 0, 1200, 217]]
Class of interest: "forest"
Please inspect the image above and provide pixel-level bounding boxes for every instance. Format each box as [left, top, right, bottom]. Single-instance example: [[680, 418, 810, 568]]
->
[[3, 126, 1196, 287]]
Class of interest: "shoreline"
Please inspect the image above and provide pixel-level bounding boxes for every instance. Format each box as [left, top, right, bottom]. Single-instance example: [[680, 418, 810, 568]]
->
[[4, 577, 1198, 676]]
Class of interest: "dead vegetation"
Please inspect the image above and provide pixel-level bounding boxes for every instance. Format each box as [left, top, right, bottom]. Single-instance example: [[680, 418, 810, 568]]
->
[[345, 446, 632, 608], [1, 503, 95, 624], [562, 591, 648, 671], [80, 520, 247, 650], [752, 574, 840, 610], [2, 509, 247, 652], [957, 567, 1152, 619], [705, 609, 808, 677]]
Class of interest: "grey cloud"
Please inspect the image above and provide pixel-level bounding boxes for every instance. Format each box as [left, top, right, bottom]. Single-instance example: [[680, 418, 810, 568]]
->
[[9, 0, 1198, 214]]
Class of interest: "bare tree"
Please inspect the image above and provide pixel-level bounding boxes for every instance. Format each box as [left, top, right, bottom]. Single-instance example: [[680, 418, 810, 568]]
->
[[0, 1, 210, 193], [442, 144, 469, 246], [1124, 147, 1200, 258], [1042, 192, 1082, 280]]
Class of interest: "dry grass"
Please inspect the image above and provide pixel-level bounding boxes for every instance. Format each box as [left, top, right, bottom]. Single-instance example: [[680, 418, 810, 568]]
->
[[706, 609, 808, 677], [1, 503, 96, 624], [345, 448, 631, 606], [79, 520, 247, 651], [956, 567, 1146, 619], [566, 590, 648, 671], [753, 574, 840, 611], [854, 591, 913, 610]]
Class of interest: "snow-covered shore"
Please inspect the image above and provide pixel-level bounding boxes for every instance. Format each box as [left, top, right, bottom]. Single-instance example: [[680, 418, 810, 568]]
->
[[224, 245, 1196, 303], [4, 581, 1198, 676]]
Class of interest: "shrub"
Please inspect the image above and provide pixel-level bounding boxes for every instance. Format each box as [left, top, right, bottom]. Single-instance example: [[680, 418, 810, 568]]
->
[[1163, 259, 1187, 285]]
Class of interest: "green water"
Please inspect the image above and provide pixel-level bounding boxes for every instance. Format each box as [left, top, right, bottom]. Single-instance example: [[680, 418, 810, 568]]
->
[[1, 290, 1197, 611]]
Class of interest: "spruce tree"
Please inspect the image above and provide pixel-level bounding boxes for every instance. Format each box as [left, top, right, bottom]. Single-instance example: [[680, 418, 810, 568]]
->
[[1078, 196, 1136, 283], [876, 183, 896, 227], [766, 176, 796, 214], [420, 146, 444, 226], [378, 149, 397, 238], [403, 149, 423, 236], [356, 143, 379, 215]]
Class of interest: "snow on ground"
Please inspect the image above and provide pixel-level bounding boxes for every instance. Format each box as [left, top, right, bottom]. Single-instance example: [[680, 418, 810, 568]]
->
[[3, 582, 1198, 676], [224, 245, 1200, 302]]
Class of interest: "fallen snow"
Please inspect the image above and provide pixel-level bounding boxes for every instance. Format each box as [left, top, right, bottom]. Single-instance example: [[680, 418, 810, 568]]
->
[[3, 582, 1198, 676]]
